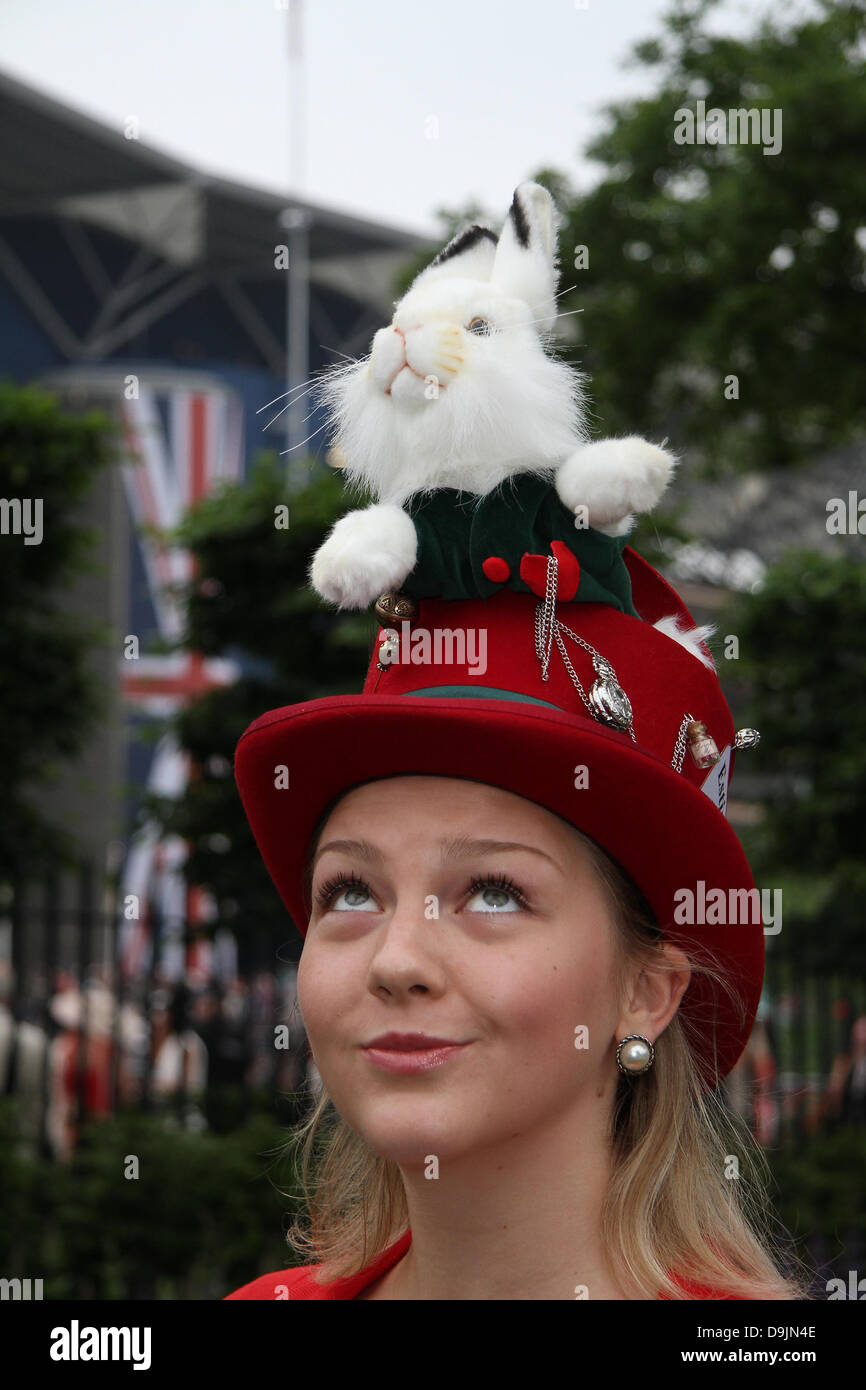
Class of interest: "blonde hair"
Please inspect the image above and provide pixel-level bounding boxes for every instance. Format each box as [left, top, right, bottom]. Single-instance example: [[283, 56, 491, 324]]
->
[[279, 785, 813, 1299]]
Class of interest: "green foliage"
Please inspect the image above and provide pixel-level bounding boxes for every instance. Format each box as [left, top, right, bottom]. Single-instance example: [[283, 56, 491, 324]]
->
[[768, 1126, 866, 1262], [0, 380, 120, 877], [0, 1095, 304, 1299], [557, 0, 866, 474], [1, 1090, 861, 1297], [139, 453, 371, 955], [721, 549, 866, 972]]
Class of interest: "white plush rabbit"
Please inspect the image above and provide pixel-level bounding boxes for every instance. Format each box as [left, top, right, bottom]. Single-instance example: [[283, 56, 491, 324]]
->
[[308, 181, 711, 668]]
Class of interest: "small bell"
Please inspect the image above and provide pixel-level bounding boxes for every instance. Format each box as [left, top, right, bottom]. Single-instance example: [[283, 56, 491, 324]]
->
[[375, 591, 418, 624], [734, 727, 761, 749], [687, 719, 719, 769]]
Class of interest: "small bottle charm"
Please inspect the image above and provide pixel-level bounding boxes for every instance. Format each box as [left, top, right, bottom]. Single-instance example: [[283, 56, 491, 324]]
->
[[687, 719, 719, 769], [376, 631, 400, 671]]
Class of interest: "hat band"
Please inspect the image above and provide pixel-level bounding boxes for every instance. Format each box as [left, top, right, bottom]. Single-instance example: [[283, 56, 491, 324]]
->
[[402, 684, 562, 709]]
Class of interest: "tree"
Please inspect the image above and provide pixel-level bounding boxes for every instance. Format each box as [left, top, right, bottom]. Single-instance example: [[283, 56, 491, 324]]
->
[[0, 381, 118, 877], [558, 0, 866, 476], [721, 549, 866, 974]]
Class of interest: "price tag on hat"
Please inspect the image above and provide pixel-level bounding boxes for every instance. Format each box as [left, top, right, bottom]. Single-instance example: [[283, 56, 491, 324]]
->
[[700, 745, 732, 817]]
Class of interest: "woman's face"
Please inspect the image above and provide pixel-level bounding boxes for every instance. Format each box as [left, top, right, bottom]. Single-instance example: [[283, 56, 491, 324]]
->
[[297, 776, 625, 1166]]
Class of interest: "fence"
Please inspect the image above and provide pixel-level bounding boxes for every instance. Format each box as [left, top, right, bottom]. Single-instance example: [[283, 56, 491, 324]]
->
[[3, 858, 866, 1161], [0, 858, 310, 1162], [755, 941, 866, 1143]]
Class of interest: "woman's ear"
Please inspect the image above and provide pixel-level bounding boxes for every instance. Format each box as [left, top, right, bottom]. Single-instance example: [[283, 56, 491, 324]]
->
[[616, 941, 692, 1046]]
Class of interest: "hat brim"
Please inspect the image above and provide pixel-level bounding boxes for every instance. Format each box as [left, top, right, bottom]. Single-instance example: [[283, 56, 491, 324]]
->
[[235, 693, 764, 1086]]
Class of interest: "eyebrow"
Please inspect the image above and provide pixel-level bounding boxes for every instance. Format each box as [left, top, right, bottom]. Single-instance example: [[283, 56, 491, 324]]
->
[[313, 837, 564, 875]]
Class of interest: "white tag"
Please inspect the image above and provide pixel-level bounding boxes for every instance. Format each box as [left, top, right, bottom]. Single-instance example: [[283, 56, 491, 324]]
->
[[699, 744, 731, 816]]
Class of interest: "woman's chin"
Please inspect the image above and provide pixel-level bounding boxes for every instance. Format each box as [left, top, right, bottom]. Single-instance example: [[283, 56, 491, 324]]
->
[[365, 1131, 465, 1168], [344, 1099, 471, 1167]]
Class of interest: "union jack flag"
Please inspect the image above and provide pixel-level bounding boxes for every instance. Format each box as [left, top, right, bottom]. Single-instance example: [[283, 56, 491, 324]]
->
[[117, 381, 245, 986]]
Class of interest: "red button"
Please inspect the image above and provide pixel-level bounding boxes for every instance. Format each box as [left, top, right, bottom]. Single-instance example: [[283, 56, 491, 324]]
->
[[482, 555, 510, 583]]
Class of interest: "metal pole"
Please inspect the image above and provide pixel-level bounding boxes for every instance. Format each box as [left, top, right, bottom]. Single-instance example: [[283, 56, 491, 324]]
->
[[288, 0, 306, 194], [75, 860, 95, 1132], [285, 208, 311, 484], [40, 868, 60, 1159], [283, 0, 310, 486]]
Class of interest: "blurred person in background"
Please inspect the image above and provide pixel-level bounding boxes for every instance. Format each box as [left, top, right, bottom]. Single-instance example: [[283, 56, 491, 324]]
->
[[825, 1014, 866, 1129]]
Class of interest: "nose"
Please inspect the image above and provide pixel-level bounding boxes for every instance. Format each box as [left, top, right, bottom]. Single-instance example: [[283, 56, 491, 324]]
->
[[366, 904, 445, 996]]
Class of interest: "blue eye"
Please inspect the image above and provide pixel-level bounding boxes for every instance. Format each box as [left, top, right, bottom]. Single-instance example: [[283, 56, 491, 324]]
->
[[465, 876, 527, 913], [335, 886, 376, 910], [315, 873, 377, 912]]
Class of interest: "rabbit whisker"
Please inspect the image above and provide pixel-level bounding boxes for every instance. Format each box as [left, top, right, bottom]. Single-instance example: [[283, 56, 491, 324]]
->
[[522, 308, 584, 331], [320, 346, 360, 362], [258, 353, 359, 418], [261, 381, 325, 431], [279, 420, 329, 454], [257, 376, 322, 414]]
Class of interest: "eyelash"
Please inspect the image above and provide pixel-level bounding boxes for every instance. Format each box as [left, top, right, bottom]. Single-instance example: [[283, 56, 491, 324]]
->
[[314, 871, 368, 910], [313, 871, 529, 912], [469, 873, 529, 909]]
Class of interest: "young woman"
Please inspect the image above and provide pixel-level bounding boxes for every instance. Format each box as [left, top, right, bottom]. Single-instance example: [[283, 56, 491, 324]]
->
[[224, 552, 811, 1300]]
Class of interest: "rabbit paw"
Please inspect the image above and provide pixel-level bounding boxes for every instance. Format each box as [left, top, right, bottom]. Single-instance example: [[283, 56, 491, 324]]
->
[[309, 503, 418, 610], [591, 513, 637, 539], [555, 437, 678, 529]]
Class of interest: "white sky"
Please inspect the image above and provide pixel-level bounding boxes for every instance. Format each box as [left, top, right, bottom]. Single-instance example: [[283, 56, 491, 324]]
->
[[3, 0, 771, 238]]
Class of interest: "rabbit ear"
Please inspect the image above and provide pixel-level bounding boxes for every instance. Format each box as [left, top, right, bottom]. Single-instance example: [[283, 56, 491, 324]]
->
[[407, 224, 498, 292], [490, 181, 560, 334]]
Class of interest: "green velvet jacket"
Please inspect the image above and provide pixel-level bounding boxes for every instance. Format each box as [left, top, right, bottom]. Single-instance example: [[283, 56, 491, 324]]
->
[[403, 474, 638, 617]]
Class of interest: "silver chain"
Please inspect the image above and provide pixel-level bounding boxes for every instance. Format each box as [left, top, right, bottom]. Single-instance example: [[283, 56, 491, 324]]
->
[[534, 553, 637, 742], [535, 550, 558, 680], [671, 713, 696, 772]]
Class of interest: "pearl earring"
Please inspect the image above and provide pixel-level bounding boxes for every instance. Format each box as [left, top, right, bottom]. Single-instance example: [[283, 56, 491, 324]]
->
[[616, 1034, 654, 1076]]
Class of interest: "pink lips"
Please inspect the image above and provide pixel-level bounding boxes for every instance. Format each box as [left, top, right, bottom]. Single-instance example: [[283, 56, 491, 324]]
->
[[361, 1031, 470, 1075]]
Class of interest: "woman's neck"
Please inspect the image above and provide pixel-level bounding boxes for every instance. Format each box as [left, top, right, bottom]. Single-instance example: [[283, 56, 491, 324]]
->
[[362, 1103, 629, 1300]]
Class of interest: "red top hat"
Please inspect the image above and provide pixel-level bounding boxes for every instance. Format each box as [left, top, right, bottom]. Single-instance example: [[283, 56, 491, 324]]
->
[[234, 546, 764, 1089]]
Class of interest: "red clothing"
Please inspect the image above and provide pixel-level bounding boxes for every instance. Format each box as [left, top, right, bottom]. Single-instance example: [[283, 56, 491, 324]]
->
[[224, 1229, 744, 1300], [59, 1031, 113, 1115]]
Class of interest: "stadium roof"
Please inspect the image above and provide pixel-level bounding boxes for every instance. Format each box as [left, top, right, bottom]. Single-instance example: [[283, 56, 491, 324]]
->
[[0, 66, 435, 311]]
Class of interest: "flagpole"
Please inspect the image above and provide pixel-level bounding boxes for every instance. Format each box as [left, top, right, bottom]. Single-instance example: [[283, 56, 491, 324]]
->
[[283, 0, 311, 486]]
